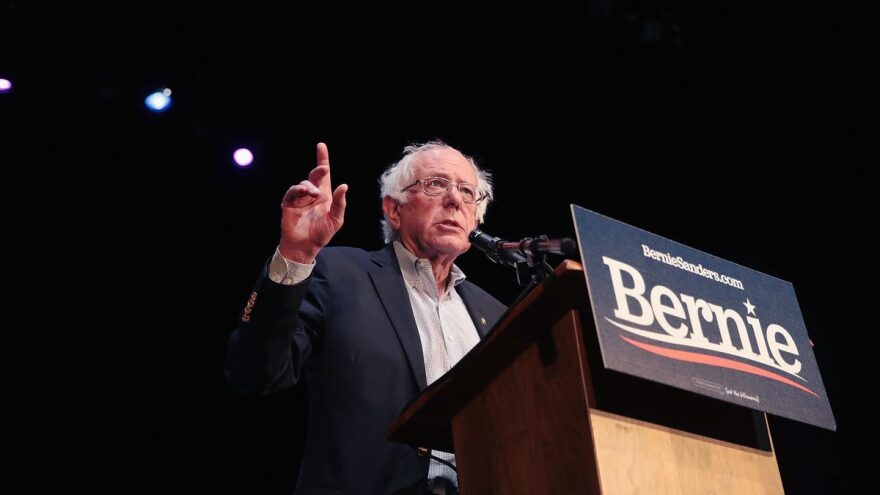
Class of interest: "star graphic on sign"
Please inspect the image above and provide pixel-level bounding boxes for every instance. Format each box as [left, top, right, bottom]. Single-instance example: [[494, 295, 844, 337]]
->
[[743, 298, 756, 316]]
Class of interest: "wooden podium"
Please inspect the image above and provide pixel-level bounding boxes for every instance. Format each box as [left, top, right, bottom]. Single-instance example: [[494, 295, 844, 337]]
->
[[387, 261, 785, 494]]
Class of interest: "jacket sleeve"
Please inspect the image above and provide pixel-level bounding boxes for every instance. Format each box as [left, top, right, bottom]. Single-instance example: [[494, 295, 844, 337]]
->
[[223, 255, 332, 395]]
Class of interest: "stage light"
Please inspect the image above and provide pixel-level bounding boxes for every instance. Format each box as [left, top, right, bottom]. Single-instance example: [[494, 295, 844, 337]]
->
[[145, 88, 172, 112], [0, 78, 12, 93], [233, 148, 254, 167]]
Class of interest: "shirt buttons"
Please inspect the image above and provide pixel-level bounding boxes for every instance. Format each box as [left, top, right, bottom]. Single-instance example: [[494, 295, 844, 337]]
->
[[282, 277, 294, 285], [448, 335, 455, 342]]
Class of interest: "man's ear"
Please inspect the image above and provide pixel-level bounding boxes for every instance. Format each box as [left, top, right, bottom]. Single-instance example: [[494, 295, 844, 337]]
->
[[382, 196, 402, 230]]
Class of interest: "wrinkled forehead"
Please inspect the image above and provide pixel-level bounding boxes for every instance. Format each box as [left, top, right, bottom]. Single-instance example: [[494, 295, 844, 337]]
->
[[411, 148, 477, 183]]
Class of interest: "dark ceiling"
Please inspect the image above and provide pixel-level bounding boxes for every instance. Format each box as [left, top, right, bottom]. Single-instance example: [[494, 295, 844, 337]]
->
[[2, 1, 863, 493]]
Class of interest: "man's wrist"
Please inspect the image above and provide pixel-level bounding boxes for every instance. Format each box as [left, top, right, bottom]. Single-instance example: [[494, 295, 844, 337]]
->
[[270, 246, 316, 285], [278, 243, 318, 264]]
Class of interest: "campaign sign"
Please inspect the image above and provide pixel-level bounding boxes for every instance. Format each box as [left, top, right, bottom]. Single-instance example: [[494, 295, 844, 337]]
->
[[572, 205, 835, 430]]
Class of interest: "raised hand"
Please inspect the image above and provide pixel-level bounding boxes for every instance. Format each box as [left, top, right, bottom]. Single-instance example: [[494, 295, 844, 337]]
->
[[278, 143, 348, 263]]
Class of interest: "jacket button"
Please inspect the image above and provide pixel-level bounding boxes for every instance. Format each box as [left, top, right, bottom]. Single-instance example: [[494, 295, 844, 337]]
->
[[417, 447, 429, 457]]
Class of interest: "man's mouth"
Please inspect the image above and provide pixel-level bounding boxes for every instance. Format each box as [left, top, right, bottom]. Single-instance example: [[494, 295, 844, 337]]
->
[[438, 220, 462, 230]]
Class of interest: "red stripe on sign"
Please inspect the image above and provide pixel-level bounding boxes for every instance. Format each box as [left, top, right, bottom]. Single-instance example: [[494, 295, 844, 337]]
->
[[620, 335, 820, 398]]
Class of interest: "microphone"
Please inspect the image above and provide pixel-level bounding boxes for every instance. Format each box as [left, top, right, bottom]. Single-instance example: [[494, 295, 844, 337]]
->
[[468, 229, 528, 266], [516, 236, 578, 257], [470, 229, 578, 290], [469, 229, 577, 266]]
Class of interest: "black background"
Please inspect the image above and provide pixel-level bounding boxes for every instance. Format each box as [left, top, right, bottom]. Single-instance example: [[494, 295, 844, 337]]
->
[[2, 1, 864, 493]]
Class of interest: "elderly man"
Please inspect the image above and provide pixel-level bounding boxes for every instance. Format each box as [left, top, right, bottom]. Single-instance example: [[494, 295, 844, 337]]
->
[[225, 141, 507, 495]]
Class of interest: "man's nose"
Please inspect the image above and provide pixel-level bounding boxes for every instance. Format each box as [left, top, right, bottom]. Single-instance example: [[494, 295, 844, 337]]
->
[[443, 185, 464, 207]]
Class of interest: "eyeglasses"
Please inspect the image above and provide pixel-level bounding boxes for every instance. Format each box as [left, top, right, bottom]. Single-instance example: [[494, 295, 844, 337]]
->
[[401, 177, 486, 204]]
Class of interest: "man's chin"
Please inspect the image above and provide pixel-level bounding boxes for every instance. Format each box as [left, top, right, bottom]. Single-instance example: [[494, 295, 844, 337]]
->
[[429, 236, 469, 256]]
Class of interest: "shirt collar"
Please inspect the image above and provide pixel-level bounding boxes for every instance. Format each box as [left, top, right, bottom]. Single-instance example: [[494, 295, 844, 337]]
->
[[392, 241, 467, 292]]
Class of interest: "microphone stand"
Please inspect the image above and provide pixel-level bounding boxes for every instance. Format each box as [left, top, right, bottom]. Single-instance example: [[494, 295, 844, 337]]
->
[[510, 235, 554, 287], [505, 235, 563, 307], [469, 229, 577, 304]]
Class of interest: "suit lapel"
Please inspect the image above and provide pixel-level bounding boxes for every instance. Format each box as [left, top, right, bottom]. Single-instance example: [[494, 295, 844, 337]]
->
[[456, 283, 493, 339], [368, 246, 428, 390]]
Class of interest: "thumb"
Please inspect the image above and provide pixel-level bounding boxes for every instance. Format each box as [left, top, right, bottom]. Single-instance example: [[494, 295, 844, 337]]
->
[[329, 184, 348, 223]]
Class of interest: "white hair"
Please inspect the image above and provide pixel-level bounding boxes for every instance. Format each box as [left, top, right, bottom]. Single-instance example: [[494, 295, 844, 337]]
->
[[379, 140, 494, 243]]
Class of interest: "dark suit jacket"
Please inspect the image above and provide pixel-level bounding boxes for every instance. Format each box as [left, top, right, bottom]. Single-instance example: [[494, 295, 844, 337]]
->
[[225, 244, 507, 495]]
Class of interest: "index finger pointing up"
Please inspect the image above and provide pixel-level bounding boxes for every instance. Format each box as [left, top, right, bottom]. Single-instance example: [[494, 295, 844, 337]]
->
[[316, 142, 330, 168], [308, 142, 332, 190]]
